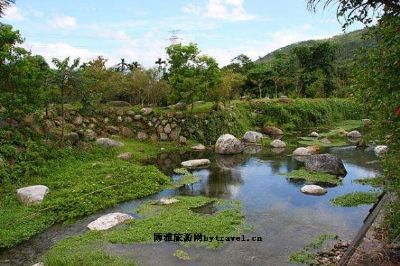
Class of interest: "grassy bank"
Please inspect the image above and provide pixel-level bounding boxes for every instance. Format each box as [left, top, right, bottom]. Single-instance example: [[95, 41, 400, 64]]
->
[[43, 196, 245, 265], [0, 138, 186, 248]]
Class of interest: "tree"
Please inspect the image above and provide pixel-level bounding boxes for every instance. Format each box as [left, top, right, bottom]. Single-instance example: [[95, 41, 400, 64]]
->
[[307, 0, 400, 28], [247, 63, 272, 98], [166, 43, 221, 111], [207, 69, 245, 107], [51, 57, 80, 142], [0, 0, 14, 17]]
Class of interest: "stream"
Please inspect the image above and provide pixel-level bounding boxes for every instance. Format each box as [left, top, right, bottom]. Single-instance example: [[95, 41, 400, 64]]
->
[[0, 144, 381, 266]]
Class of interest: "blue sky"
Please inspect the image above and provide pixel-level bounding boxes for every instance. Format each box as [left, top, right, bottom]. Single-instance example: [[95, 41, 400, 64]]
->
[[1, 0, 364, 67]]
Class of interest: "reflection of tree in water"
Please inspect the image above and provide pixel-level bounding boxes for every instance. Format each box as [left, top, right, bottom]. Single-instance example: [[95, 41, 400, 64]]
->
[[269, 156, 301, 175], [329, 147, 381, 172], [202, 155, 246, 198]]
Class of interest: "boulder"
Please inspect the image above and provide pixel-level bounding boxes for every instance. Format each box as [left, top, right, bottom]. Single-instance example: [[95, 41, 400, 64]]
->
[[118, 152, 132, 161], [181, 159, 210, 168], [17, 185, 49, 205], [305, 154, 347, 176], [301, 185, 327, 195], [310, 132, 319, 137], [87, 213, 133, 231], [270, 139, 286, 148], [243, 131, 263, 144], [96, 138, 124, 147], [262, 126, 283, 136], [141, 108, 153, 116], [293, 147, 312, 156], [215, 134, 244, 155], [137, 131, 148, 141], [192, 144, 206, 151], [159, 198, 179, 205], [347, 130, 362, 138], [374, 145, 388, 156]]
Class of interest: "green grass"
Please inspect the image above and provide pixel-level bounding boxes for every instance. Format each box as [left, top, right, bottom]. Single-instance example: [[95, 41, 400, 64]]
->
[[330, 192, 380, 207], [42, 196, 245, 264], [298, 137, 348, 147], [353, 177, 383, 188], [289, 234, 338, 264], [0, 139, 186, 248], [286, 169, 342, 185]]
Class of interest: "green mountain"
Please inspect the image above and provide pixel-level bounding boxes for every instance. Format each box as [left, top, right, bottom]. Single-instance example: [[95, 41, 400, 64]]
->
[[257, 29, 376, 63]]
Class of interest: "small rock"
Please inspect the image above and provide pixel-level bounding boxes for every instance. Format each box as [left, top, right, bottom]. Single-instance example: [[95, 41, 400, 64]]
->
[[347, 130, 362, 138], [181, 159, 210, 168], [164, 124, 172, 134], [124, 116, 133, 123], [96, 138, 124, 147], [301, 185, 327, 195], [120, 127, 133, 137], [73, 115, 83, 126], [306, 145, 320, 154], [134, 115, 142, 121], [374, 145, 388, 156], [141, 108, 153, 116], [270, 139, 286, 148], [192, 144, 206, 151], [292, 147, 312, 156], [137, 131, 148, 141], [179, 136, 187, 145], [65, 132, 79, 145], [84, 129, 97, 141], [16, 185, 49, 205], [126, 110, 135, 116], [310, 131, 319, 137], [87, 213, 133, 231], [159, 133, 168, 141], [321, 137, 331, 144], [262, 126, 283, 136], [106, 126, 119, 134], [118, 152, 132, 160], [243, 131, 263, 144], [159, 198, 179, 205]]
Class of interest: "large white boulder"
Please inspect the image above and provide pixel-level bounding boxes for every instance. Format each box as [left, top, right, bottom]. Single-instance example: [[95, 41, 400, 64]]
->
[[181, 159, 210, 168], [87, 213, 133, 231], [374, 145, 388, 156], [215, 134, 244, 155], [96, 138, 124, 147], [17, 185, 49, 205], [243, 131, 263, 144], [293, 147, 312, 156], [270, 139, 286, 148], [300, 185, 327, 195]]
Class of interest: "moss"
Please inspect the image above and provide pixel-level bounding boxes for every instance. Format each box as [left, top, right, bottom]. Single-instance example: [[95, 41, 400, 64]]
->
[[173, 249, 192, 260], [353, 177, 383, 188], [330, 192, 380, 207], [289, 234, 338, 265], [286, 169, 342, 186], [43, 196, 245, 264], [172, 175, 200, 188], [298, 137, 347, 147], [173, 168, 191, 175], [333, 119, 364, 131], [0, 139, 183, 248]]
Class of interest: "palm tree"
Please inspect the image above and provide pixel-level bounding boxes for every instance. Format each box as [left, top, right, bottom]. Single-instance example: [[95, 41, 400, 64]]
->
[[0, 0, 14, 17]]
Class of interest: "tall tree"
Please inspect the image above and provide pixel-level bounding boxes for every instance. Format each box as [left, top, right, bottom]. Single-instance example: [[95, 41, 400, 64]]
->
[[0, 0, 14, 17], [51, 57, 80, 142]]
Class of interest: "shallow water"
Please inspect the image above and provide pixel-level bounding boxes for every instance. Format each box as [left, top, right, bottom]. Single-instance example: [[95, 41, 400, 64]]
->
[[0, 145, 381, 266]]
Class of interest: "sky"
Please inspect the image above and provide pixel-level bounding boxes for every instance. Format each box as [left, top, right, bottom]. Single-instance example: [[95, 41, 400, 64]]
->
[[1, 0, 365, 68]]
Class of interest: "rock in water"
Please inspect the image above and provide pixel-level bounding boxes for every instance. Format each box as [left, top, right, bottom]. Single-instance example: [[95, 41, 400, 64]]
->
[[181, 159, 210, 168], [87, 213, 133, 231], [301, 185, 327, 195], [159, 198, 179, 205], [96, 138, 124, 147], [270, 139, 286, 148], [243, 131, 263, 144], [192, 144, 206, 151], [305, 154, 347, 176], [347, 130, 362, 138], [17, 185, 49, 205], [374, 145, 388, 156], [292, 147, 312, 156], [215, 134, 244, 155]]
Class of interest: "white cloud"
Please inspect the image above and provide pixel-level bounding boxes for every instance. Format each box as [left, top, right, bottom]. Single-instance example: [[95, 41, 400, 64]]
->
[[23, 42, 102, 64], [50, 15, 78, 29], [182, 0, 257, 21], [3, 6, 24, 21]]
